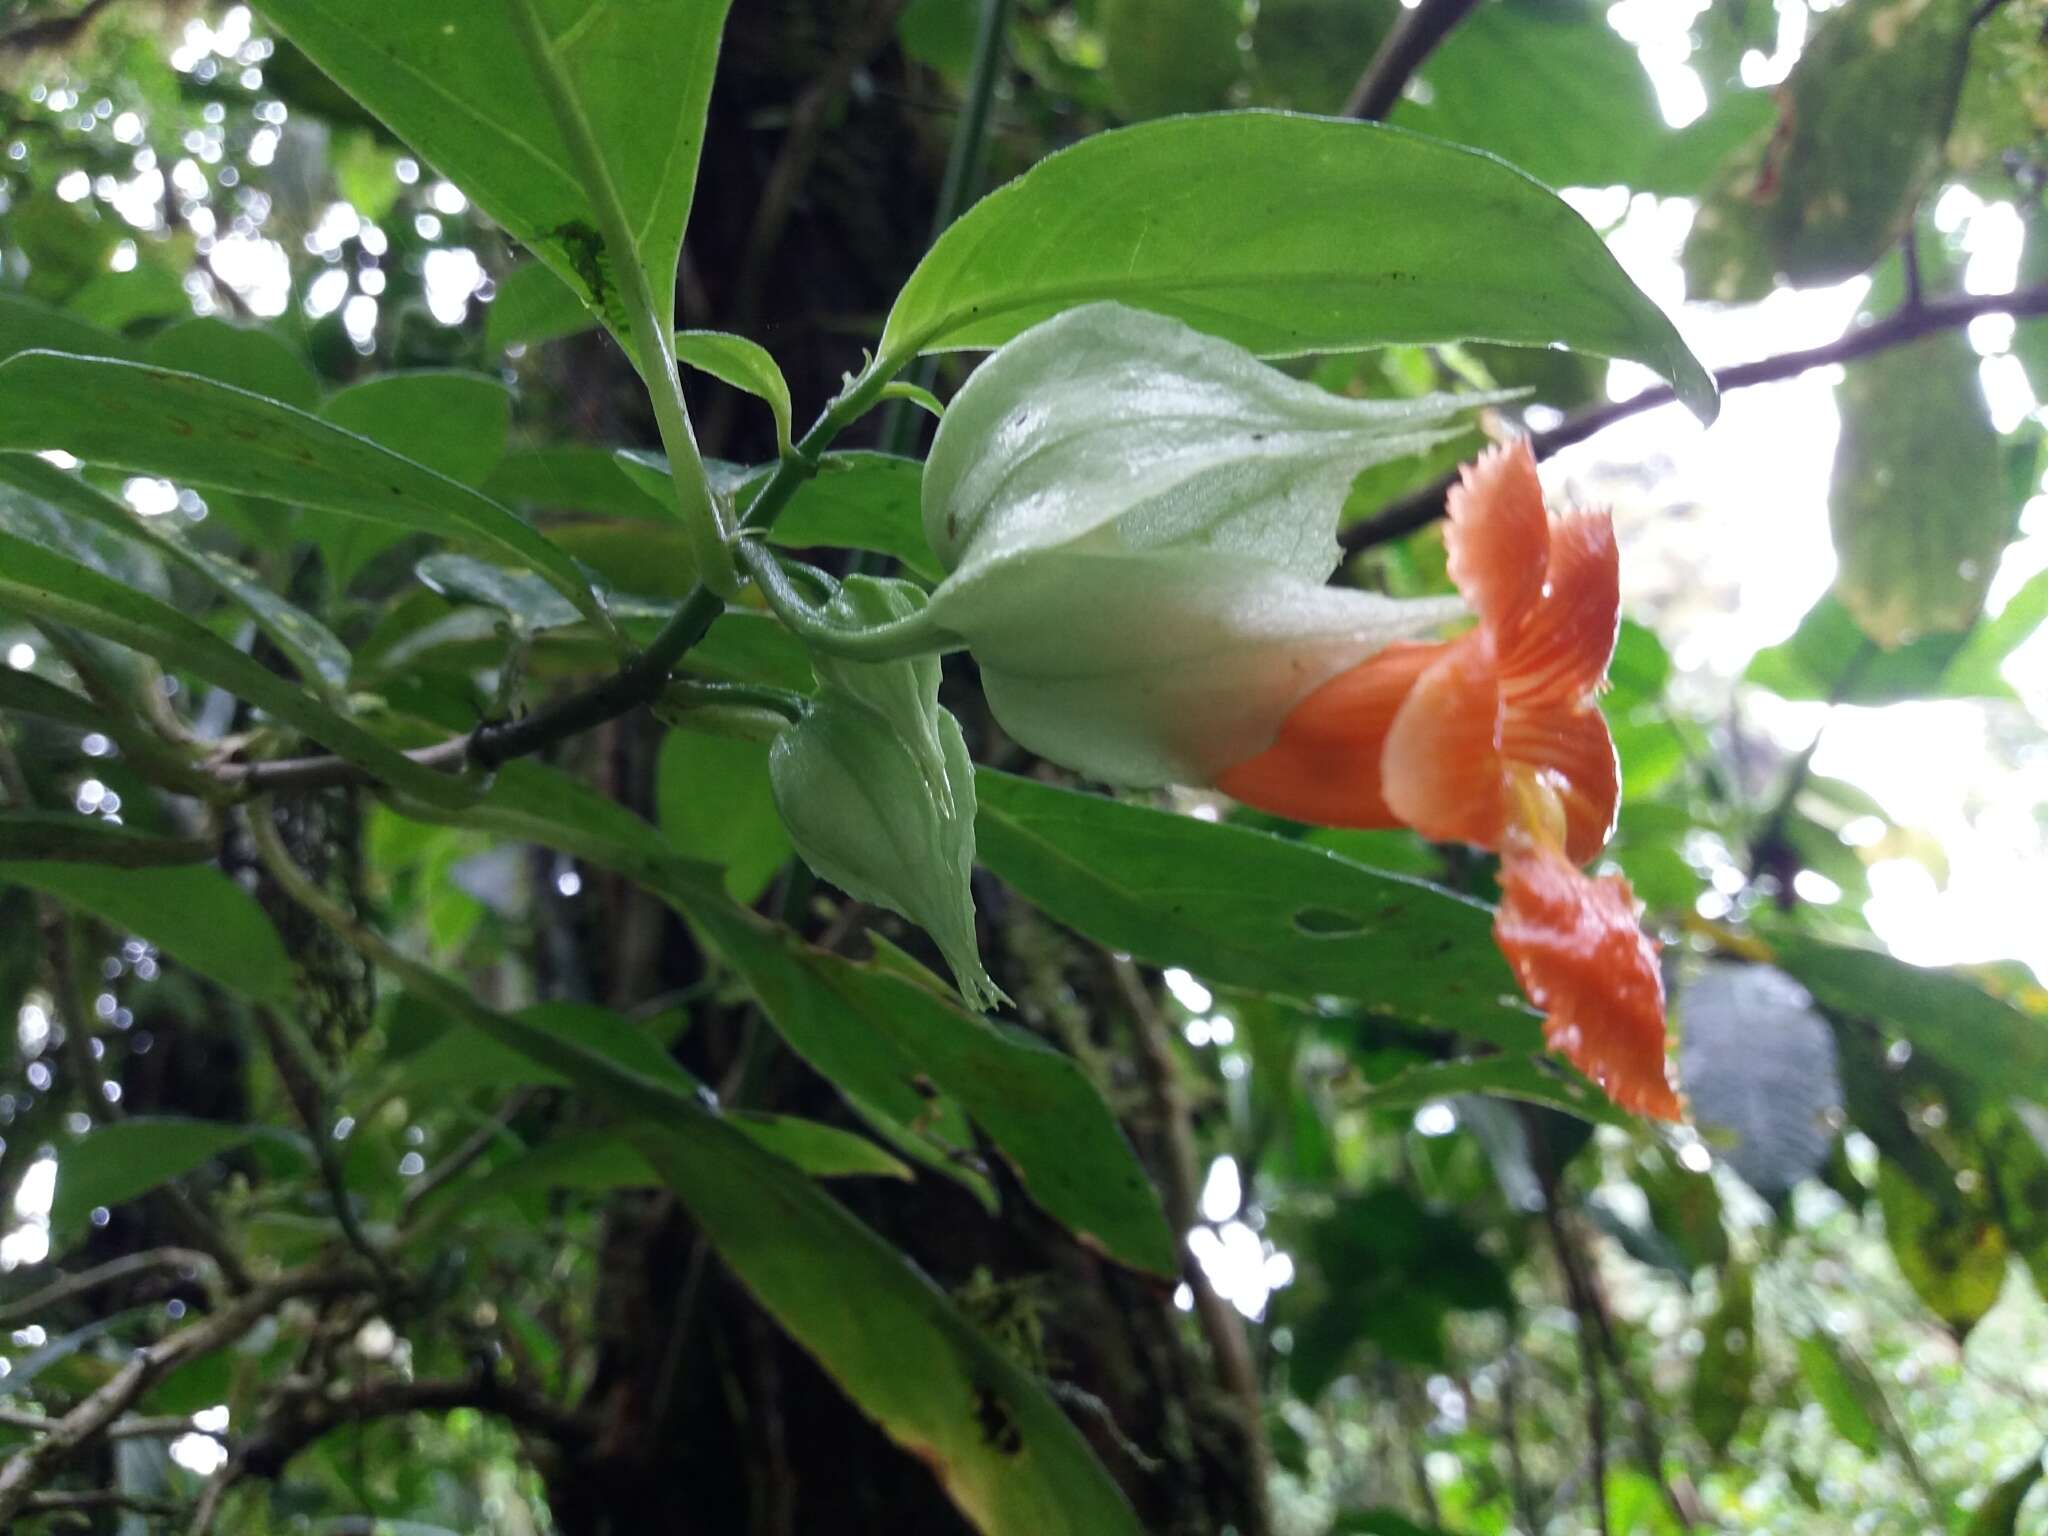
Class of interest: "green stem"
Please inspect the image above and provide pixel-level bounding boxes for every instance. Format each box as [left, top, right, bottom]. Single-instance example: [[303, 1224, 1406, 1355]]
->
[[733, 538, 959, 661], [506, 0, 737, 597]]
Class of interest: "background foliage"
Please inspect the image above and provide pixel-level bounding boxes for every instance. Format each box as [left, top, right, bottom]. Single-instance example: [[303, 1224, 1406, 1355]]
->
[[1, 0, 2046, 1533]]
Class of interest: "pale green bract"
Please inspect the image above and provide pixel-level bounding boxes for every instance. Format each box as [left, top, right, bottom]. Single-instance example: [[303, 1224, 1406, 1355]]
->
[[770, 577, 1003, 1014], [920, 304, 1477, 786]]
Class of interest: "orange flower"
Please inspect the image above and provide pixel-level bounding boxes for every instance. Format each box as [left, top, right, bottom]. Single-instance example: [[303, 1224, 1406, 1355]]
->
[[1218, 441, 1681, 1119]]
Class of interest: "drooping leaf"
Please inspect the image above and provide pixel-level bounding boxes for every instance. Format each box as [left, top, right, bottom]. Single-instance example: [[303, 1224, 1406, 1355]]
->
[[1683, 0, 1976, 299], [364, 958, 1142, 1536], [0, 452, 352, 695], [1877, 1156, 2008, 1336], [1829, 333, 2016, 646], [1965, 1447, 2047, 1536], [880, 112, 1717, 421], [1676, 962, 1842, 1199], [0, 528, 474, 808], [0, 351, 610, 637], [50, 1118, 263, 1234], [0, 861, 293, 1004], [973, 770, 1539, 1047], [1773, 933, 2048, 1101], [1794, 1332, 1882, 1456], [400, 767, 1173, 1275], [255, 0, 734, 348], [675, 331, 793, 457]]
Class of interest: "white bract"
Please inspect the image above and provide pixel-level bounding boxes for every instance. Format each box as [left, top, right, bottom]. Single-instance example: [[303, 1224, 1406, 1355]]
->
[[921, 303, 1484, 786]]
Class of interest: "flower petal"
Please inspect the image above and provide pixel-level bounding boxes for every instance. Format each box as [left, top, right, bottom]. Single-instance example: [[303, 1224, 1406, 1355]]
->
[[1380, 631, 1507, 850], [1500, 506, 1620, 712], [1445, 438, 1550, 644], [1217, 641, 1445, 827], [1499, 702, 1620, 865], [1493, 836, 1680, 1119]]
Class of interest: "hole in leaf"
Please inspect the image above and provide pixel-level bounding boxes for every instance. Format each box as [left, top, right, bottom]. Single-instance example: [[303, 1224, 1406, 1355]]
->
[[1291, 906, 1367, 937]]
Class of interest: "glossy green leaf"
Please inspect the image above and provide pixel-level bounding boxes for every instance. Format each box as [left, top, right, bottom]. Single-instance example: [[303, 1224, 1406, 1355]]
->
[[0, 861, 293, 1004], [404, 766, 1173, 1274], [0, 811, 210, 867], [369, 957, 1140, 1536], [739, 453, 940, 580], [1355, 1053, 1630, 1127], [880, 112, 1716, 421], [255, 0, 733, 346], [973, 770, 1539, 1047], [657, 727, 791, 904], [0, 528, 473, 808], [51, 1118, 260, 1233], [0, 452, 351, 695], [0, 351, 610, 637], [1773, 933, 2048, 1100], [1830, 333, 2015, 646], [486, 260, 600, 350], [676, 330, 793, 456], [143, 316, 322, 411]]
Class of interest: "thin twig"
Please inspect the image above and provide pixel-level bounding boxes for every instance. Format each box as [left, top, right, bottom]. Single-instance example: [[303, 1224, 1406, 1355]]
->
[[1341, 281, 2048, 552], [24, 1487, 182, 1516], [0, 1248, 220, 1327], [0, 1262, 372, 1524], [1342, 0, 1484, 121]]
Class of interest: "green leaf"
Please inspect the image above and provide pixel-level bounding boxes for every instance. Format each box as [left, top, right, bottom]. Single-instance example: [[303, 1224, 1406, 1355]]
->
[[255, 0, 734, 345], [675, 331, 793, 457], [1773, 933, 2048, 1101], [0, 669, 101, 731], [1745, 593, 2008, 704], [973, 770, 1539, 1047], [0, 862, 293, 1004], [1830, 333, 2016, 646], [51, 1118, 259, 1233], [404, 768, 1173, 1274], [1355, 1053, 1631, 1127], [1690, 1260, 1757, 1456], [1099, 0, 1242, 119], [880, 112, 1716, 421], [0, 811, 210, 867], [486, 260, 601, 350], [0, 351, 610, 639], [143, 317, 322, 411], [365, 959, 1140, 1535], [0, 291, 136, 364], [0, 452, 351, 695], [1682, 0, 1975, 299], [1794, 1332, 1882, 1456], [321, 371, 512, 486], [484, 446, 669, 521], [0, 528, 474, 808], [1877, 1156, 2009, 1335], [657, 727, 791, 904], [1965, 1447, 2046, 1536], [1248, 0, 1397, 112], [1391, 0, 1660, 192]]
